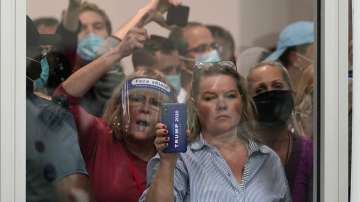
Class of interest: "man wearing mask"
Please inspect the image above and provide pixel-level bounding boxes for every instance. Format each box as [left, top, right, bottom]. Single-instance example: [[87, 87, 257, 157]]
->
[[169, 22, 221, 92], [76, 2, 112, 65], [76, 0, 181, 116], [26, 16, 91, 202], [132, 35, 186, 102], [73, 1, 125, 117]]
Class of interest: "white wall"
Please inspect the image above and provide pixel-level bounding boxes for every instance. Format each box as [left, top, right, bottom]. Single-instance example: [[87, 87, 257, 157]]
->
[[28, 0, 313, 50], [27, 0, 313, 73]]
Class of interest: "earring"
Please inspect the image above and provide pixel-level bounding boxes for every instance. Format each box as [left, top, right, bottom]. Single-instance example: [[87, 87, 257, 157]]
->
[[112, 116, 121, 128]]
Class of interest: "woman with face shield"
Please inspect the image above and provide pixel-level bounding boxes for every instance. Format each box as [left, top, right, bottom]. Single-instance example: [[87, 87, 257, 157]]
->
[[54, 27, 176, 201], [247, 62, 313, 202], [140, 62, 291, 202]]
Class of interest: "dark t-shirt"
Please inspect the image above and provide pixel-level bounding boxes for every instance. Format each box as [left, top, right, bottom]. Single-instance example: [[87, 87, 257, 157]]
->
[[26, 94, 87, 202]]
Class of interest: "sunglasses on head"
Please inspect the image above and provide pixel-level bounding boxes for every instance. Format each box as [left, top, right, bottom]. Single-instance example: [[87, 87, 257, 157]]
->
[[194, 60, 237, 71]]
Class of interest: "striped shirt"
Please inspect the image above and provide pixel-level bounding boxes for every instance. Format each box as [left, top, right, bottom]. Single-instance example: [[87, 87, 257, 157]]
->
[[140, 135, 291, 202]]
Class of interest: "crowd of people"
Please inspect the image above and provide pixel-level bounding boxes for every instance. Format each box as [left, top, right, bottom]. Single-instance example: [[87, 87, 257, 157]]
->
[[26, 0, 315, 201]]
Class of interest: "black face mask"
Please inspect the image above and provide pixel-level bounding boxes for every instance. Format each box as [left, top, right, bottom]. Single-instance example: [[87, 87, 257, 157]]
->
[[253, 90, 294, 128]]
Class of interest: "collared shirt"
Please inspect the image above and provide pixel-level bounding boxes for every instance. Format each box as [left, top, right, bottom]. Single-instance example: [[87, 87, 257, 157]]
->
[[140, 135, 291, 202]]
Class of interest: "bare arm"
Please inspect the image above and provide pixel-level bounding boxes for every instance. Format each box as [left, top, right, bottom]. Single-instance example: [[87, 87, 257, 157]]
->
[[145, 123, 178, 202], [55, 174, 93, 202], [62, 27, 148, 97], [62, 0, 82, 32]]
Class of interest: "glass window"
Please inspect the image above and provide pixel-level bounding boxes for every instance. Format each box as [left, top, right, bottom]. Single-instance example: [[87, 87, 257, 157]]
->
[[20, 0, 353, 201]]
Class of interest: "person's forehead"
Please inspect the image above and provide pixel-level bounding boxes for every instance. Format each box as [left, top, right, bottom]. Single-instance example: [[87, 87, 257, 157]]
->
[[79, 10, 106, 24], [183, 26, 214, 48], [154, 51, 181, 66], [198, 74, 238, 92], [129, 88, 169, 100], [37, 24, 57, 34], [248, 66, 286, 85]]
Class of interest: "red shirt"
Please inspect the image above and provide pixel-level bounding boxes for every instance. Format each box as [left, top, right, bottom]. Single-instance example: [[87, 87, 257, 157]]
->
[[55, 86, 147, 202]]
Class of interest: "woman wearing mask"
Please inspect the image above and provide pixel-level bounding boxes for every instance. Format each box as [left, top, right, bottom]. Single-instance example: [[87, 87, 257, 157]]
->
[[54, 27, 177, 201], [247, 62, 313, 202], [140, 62, 291, 202]]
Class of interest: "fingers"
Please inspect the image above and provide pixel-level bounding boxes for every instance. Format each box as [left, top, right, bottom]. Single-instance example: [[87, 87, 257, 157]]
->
[[128, 27, 148, 40], [155, 122, 167, 130], [154, 125, 169, 151], [154, 136, 169, 151], [118, 27, 148, 57], [155, 128, 168, 137]]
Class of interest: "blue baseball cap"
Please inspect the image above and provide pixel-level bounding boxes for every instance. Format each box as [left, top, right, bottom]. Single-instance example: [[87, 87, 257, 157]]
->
[[266, 21, 314, 61]]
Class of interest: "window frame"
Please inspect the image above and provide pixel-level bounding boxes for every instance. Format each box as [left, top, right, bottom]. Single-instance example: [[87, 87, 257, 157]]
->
[[0, 0, 351, 201]]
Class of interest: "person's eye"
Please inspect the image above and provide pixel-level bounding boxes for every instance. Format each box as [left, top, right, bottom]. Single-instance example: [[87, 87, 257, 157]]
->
[[225, 92, 238, 99], [273, 82, 284, 90], [190, 44, 207, 53], [150, 98, 161, 108], [80, 24, 87, 31], [202, 94, 216, 101], [94, 23, 105, 30], [129, 95, 145, 103], [255, 88, 265, 95]]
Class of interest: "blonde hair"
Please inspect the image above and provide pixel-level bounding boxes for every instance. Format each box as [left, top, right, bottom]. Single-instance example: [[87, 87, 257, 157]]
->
[[187, 62, 258, 142], [102, 69, 176, 140], [247, 61, 305, 136]]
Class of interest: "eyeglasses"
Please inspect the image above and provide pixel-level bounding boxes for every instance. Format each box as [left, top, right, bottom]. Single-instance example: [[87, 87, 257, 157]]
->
[[128, 94, 162, 111], [194, 60, 237, 71], [187, 42, 218, 53]]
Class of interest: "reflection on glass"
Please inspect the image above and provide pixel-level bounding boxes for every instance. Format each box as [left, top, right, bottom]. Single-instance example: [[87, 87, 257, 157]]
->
[[27, 0, 315, 201]]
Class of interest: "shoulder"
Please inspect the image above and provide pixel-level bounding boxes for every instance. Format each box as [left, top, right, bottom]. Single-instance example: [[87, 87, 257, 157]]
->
[[27, 95, 74, 128], [254, 143, 284, 169]]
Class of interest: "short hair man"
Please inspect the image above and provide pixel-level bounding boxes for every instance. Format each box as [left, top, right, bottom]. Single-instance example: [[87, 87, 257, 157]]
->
[[168, 22, 221, 91], [34, 17, 59, 34], [132, 35, 186, 102], [26, 15, 91, 202]]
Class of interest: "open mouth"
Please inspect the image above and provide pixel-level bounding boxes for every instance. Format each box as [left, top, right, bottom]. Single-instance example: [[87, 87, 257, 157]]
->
[[134, 119, 150, 132], [136, 120, 149, 127]]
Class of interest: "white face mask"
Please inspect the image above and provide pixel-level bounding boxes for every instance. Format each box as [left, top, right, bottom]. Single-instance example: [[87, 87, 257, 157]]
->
[[179, 50, 221, 64], [195, 50, 221, 64], [77, 33, 105, 62]]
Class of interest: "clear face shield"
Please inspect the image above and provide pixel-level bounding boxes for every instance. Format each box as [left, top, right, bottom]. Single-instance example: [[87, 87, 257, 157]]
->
[[120, 77, 176, 139]]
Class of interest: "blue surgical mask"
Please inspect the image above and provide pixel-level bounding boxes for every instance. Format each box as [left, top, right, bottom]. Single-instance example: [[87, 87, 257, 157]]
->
[[195, 50, 221, 64], [77, 33, 105, 62], [27, 56, 50, 89], [165, 74, 182, 93]]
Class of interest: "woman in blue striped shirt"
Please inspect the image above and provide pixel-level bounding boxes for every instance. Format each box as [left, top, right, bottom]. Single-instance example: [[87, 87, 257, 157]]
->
[[140, 61, 291, 202]]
